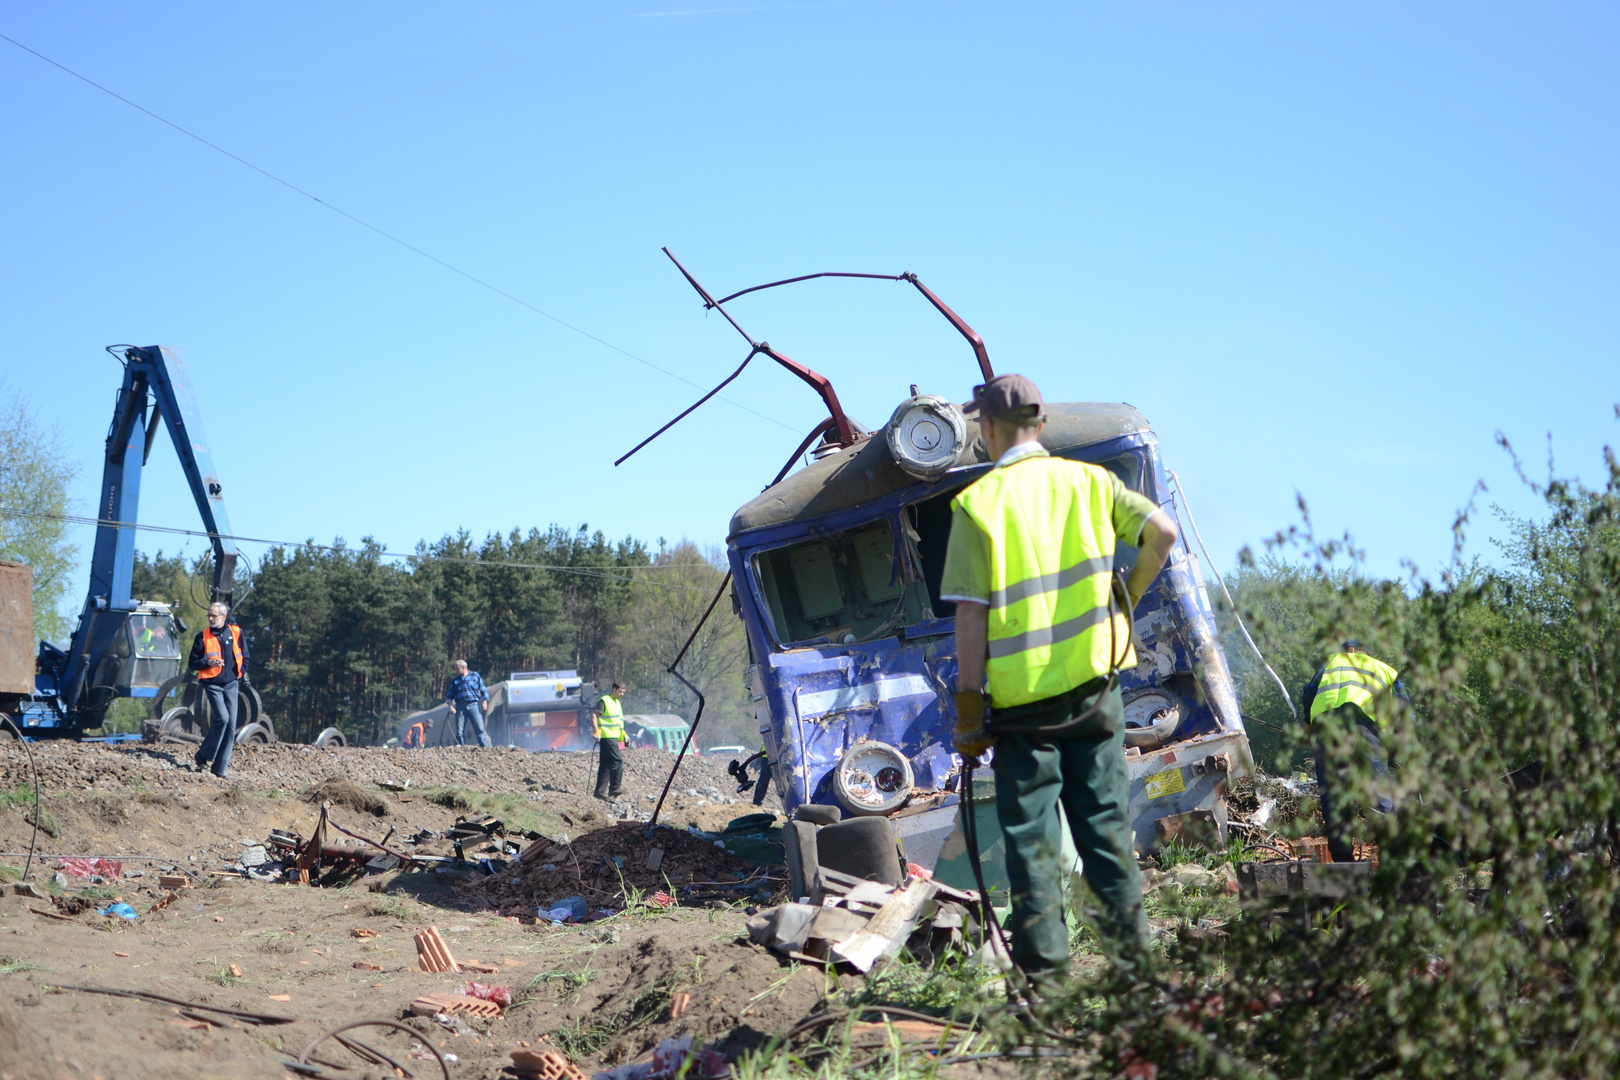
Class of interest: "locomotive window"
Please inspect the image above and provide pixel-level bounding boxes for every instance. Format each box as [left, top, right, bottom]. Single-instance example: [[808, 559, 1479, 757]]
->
[[908, 486, 964, 618], [1058, 448, 1150, 498], [752, 520, 925, 648]]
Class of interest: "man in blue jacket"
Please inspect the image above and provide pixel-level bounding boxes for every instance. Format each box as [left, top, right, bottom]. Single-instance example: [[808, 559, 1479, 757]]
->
[[445, 660, 492, 748]]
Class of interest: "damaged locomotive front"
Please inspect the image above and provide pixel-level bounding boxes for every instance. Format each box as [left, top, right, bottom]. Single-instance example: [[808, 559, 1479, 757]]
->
[[728, 394, 1255, 875], [628, 251, 1255, 885]]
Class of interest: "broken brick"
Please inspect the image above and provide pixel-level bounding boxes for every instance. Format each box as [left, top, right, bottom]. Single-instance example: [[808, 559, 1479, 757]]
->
[[415, 926, 461, 973], [510, 1047, 589, 1080], [408, 993, 500, 1019]]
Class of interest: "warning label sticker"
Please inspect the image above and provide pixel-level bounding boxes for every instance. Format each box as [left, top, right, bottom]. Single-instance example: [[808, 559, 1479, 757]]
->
[[1143, 768, 1186, 800]]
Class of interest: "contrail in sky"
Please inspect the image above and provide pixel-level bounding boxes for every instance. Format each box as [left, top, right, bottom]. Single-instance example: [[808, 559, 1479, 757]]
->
[[636, 1, 916, 16]]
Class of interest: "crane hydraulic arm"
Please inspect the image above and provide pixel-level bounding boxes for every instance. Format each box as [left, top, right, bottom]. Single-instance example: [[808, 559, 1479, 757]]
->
[[45, 345, 240, 728]]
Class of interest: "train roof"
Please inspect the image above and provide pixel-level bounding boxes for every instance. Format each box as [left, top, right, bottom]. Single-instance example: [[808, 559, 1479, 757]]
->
[[730, 401, 1151, 536]]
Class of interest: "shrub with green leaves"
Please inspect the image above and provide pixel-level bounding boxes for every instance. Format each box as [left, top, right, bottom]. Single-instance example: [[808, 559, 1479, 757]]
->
[[1058, 437, 1620, 1078]]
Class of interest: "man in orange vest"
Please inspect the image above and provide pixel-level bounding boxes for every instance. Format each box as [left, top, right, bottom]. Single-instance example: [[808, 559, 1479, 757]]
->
[[405, 716, 434, 748], [188, 602, 250, 778]]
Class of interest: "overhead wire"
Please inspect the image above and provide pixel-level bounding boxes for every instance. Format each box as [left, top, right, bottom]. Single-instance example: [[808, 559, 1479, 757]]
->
[[1165, 469, 1298, 720], [0, 31, 796, 435], [0, 506, 720, 592]]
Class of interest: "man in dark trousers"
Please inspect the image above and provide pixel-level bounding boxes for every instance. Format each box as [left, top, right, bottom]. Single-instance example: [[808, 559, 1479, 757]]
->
[[445, 660, 492, 747], [946, 374, 1179, 978], [592, 681, 627, 800], [1301, 640, 1406, 862], [189, 602, 249, 778]]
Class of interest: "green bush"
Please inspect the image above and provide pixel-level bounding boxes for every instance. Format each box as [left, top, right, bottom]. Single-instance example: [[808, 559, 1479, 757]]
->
[[1061, 438, 1620, 1078]]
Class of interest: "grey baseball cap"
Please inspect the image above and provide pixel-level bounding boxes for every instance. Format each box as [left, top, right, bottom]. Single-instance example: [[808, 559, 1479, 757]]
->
[[972, 374, 1044, 421]]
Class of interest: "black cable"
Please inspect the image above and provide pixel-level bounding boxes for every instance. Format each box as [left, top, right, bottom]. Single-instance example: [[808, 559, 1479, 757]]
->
[[0, 32, 795, 435], [0, 506, 718, 593], [1, 716, 42, 880], [958, 570, 1131, 1026]]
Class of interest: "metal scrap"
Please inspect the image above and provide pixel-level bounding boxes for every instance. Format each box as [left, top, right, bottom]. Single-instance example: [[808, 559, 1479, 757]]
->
[[747, 869, 979, 971], [296, 1018, 451, 1080], [47, 984, 295, 1025]]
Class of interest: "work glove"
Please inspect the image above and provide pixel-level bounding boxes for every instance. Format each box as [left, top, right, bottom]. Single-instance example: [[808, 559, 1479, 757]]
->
[[953, 689, 995, 761]]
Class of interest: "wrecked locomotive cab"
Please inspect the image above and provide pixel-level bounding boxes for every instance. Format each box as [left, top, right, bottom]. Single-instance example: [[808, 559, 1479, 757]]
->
[[627, 253, 1254, 876], [730, 397, 1255, 864]]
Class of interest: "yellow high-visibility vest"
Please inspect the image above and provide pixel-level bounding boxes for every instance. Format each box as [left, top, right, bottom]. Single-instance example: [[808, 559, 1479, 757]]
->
[[596, 695, 625, 740], [1308, 651, 1400, 728], [952, 454, 1135, 708]]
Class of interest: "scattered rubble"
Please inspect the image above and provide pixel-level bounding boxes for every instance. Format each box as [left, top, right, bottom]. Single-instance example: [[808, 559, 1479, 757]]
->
[[747, 866, 980, 972], [594, 1035, 729, 1080], [460, 822, 771, 910]]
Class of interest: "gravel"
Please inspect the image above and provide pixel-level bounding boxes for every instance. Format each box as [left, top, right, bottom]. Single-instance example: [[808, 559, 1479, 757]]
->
[[0, 741, 744, 801]]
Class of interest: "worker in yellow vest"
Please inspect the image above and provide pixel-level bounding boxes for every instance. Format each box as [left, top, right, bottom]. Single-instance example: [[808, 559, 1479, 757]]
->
[[1302, 640, 1406, 862], [945, 374, 1180, 977], [592, 681, 628, 800]]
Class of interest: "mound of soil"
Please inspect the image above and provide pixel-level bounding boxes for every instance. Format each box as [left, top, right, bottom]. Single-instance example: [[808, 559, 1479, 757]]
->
[[463, 823, 759, 910], [542, 935, 829, 1068], [304, 775, 389, 816], [0, 743, 751, 816], [0, 999, 54, 1080]]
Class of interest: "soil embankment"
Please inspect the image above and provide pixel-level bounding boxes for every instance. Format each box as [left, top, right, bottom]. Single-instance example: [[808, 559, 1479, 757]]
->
[[0, 742, 811, 1079]]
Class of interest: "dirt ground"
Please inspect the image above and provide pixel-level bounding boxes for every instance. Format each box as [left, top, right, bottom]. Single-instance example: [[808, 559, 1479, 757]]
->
[[0, 743, 833, 1080]]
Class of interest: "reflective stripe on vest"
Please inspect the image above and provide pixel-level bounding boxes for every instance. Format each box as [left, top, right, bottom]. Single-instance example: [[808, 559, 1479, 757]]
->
[[952, 454, 1135, 708], [597, 696, 625, 740], [201, 625, 244, 678], [1308, 651, 1400, 728]]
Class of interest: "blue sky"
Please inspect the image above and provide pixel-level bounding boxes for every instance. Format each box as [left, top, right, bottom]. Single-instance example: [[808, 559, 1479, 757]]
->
[[3, 2, 1616, 617]]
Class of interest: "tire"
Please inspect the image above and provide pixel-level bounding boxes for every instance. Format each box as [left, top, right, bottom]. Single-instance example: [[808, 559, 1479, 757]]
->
[[151, 674, 190, 721], [0, 714, 19, 741], [160, 707, 204, 744], [238, 682, 263, 729], [313, 727, 347, 748], [234, 722, 273, 746]]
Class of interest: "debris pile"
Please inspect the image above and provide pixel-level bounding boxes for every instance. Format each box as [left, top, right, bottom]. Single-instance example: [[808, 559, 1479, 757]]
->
[[746, 866, 978, 972], [1227, 773, 1317, 831], [593, 1035, 729, 1080], [460, 823, 767, 910]]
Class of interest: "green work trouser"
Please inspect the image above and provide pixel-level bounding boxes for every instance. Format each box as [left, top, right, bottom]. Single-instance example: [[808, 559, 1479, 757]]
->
[[990, 680, 1147, 974]]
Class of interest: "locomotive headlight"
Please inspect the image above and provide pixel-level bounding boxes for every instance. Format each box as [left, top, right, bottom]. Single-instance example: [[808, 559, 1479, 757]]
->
[[884, 393, 967, 481]]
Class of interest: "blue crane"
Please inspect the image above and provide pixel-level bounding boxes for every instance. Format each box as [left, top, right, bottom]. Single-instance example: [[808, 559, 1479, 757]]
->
[[10, 346, 274, 743]]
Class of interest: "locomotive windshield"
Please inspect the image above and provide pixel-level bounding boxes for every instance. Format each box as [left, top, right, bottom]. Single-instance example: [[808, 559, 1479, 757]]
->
[[749, 448, 1153, 651], [751, 519, 929, 648]]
